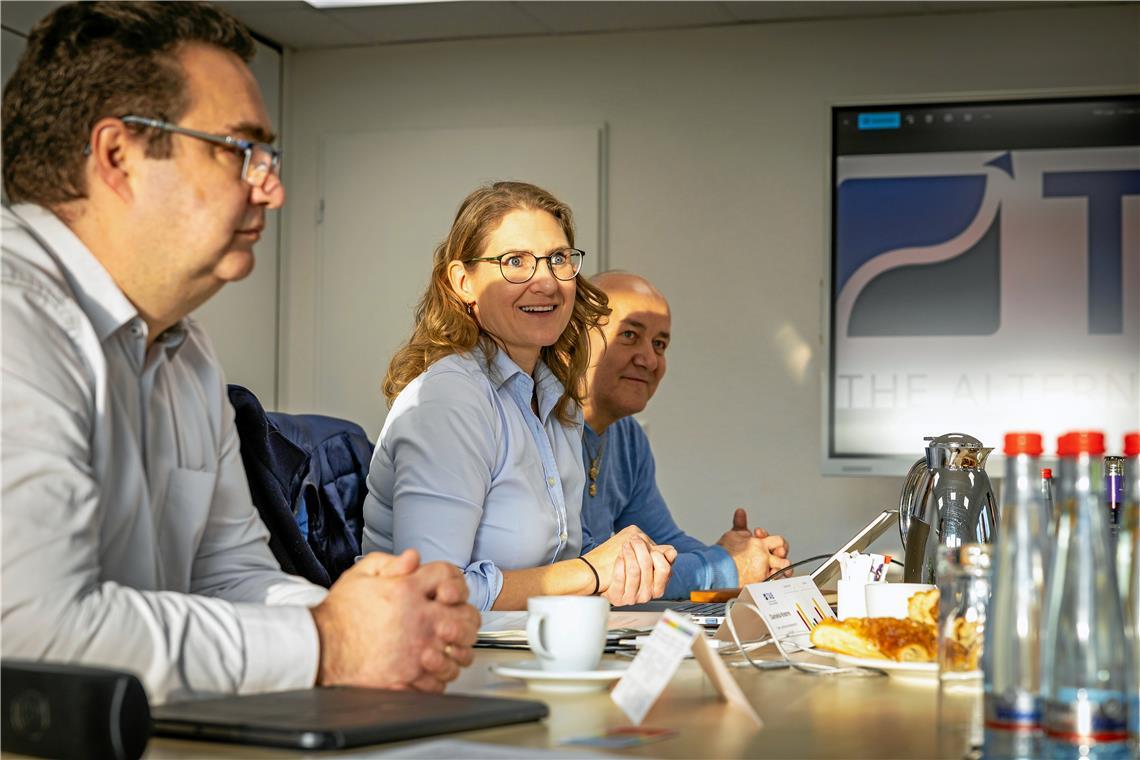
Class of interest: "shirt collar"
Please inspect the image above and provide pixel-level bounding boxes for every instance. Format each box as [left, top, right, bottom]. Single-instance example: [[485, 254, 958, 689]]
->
[[11, 203, 187, 350], [155, 320, 190, 355], [485, 346, 566, 424], [532, 359, 565, 423]]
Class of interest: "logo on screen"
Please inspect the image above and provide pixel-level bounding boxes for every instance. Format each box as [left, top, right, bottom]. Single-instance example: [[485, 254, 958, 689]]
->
[[835, 154, 1139, 337]]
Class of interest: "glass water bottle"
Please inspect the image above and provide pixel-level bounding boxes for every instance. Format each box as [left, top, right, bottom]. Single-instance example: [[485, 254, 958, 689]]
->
[[939, 543, 992, 759], [1120, 432, 1140, 752], [984, 433, 1050, 759], [1041, 432, 1131, 759]]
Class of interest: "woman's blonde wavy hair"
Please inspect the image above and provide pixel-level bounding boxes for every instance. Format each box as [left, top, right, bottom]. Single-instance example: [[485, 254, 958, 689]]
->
[[383, 181, 610, 426]]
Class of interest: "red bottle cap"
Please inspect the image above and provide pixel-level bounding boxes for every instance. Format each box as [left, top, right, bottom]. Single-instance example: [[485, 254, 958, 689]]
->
[[1004, 432, 1043, 455], [1057, 431, 1106, 456], [1041, 468, 1052, 480], [1125, 432, 1140, 457], [1056, 433, 1074, 456]]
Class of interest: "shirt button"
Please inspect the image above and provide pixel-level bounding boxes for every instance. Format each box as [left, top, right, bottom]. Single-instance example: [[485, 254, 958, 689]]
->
[[547, 476, 556, 487], [559, 531, 568, 542]]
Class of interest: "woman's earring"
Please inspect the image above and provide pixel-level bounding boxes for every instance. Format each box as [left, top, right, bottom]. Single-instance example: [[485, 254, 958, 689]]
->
[[466, 302, 475, 316]]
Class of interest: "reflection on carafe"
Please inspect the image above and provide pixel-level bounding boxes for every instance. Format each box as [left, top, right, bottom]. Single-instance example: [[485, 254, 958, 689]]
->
[[899, 433, 997, 585]]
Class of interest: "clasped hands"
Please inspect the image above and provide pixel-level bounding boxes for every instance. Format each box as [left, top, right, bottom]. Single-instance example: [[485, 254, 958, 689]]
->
[[310, 549, 480, 693], [583, 525, 677, 606], [716, 507, 791, 585]]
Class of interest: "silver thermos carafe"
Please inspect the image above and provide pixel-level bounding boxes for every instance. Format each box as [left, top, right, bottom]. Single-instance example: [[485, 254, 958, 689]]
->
[[898, 433, 998, 585]]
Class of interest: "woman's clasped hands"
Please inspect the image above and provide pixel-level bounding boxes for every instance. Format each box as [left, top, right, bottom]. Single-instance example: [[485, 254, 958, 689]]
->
[[584, 525, 677, 605]]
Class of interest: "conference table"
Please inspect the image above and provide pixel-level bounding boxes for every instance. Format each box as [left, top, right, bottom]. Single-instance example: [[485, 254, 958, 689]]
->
[[146, 646, 963, 758]]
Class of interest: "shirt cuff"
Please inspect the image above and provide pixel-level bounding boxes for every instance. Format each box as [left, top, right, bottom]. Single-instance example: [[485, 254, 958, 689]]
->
[[463, 559, 504, 611], [663, 546, 740, 599], [235, 603, 321, 694], [262, 580, 329, 609], [705, 545, 740, 588]]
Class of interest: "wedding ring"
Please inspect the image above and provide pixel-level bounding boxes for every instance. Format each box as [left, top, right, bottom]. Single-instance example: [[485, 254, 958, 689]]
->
[[443, 644, 455, 660]]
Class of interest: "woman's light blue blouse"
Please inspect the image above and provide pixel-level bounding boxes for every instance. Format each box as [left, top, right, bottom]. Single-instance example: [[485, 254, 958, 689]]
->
[[361, 348, 584, 610]]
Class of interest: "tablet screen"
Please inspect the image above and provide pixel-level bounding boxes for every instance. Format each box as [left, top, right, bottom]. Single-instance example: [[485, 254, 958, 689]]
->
[[809, 510, 898, 590]]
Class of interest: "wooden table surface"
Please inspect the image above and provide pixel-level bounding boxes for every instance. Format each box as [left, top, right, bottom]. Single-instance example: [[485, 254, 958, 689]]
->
[[146, 647, 968, 758]]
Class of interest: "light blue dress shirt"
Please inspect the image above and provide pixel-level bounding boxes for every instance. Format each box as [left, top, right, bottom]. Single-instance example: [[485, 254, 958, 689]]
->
[[362, 348, 585, 610]]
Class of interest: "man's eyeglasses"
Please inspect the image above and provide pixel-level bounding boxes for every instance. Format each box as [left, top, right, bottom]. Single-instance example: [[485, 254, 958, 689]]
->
[[470, 249, 586, 284], [120, 115, 282, 189]]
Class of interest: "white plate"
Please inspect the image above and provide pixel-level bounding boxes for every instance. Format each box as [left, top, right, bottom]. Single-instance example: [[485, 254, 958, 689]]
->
[[833, 653, 939, 684], [491, 659, 628, 694]]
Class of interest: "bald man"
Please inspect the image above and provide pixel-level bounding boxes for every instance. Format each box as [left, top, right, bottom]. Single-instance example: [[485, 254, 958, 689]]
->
[[580, 272, 790, 598]]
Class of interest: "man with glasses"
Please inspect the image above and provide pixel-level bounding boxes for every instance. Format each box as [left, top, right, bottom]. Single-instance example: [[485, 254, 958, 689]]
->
[[2, 2, 478, 704], [580, 272, 791, 597]]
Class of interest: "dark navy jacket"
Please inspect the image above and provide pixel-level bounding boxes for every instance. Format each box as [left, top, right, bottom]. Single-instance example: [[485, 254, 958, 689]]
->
[[228, 385, 372, 587]]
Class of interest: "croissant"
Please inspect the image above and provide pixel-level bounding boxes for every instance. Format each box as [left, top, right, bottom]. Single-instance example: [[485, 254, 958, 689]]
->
[[907, 588, 940, 626], [810, 617, 937, 662]]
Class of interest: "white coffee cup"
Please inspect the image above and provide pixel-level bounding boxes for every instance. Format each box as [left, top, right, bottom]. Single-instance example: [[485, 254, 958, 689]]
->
[[526, 596, 610, 672], [864, 582, 936, 619], [836, 579, 868, 620]]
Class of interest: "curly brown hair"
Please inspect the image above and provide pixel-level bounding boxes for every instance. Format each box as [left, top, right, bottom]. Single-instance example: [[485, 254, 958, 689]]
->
[[383, 181, 610, 426], [2, 1, 255, 206]]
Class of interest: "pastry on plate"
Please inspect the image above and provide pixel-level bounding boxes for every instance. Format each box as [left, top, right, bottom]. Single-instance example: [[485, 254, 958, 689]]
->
[[810, 617, 937, 662], [907, 588, 939, 626]]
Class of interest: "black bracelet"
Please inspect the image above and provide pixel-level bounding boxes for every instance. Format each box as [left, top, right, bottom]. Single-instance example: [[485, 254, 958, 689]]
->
[[577, 556, 600, 595]]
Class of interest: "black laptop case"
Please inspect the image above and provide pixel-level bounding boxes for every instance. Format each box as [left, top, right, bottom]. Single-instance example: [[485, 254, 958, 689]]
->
[[152, 686, 548, 750]]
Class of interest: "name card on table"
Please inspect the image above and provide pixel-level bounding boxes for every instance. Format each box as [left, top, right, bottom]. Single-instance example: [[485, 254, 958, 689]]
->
[[611, 610, 762, 728], [715, 576, 836, 650]]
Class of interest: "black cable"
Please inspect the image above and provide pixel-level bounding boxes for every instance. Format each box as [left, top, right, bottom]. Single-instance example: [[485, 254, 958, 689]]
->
[[761, 553, 834, 583]]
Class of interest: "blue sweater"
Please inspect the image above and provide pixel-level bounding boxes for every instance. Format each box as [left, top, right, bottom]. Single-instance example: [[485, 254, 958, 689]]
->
[[581, 417, 738, 598]]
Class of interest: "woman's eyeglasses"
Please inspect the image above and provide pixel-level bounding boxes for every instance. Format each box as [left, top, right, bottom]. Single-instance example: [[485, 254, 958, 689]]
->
[[470, 249, 585, 284]]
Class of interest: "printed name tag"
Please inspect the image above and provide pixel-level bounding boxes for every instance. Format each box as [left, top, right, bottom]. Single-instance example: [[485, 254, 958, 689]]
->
[[717, 576, 835, 649], [610, 610, 697, 725], [611, 610, 763, 728]]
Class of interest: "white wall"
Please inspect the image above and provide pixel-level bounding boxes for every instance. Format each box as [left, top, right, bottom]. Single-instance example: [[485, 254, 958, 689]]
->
[[279, 4, 1140, 560]]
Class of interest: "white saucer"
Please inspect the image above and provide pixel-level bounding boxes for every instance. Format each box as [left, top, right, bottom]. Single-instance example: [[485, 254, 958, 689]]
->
[[833, 653, 938, 684], [491, 660, 628, 694]]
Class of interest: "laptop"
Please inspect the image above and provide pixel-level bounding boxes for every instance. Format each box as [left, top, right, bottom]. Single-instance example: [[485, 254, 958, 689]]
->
[[615, 509, 899, 625], [151, 686, 549, 750]]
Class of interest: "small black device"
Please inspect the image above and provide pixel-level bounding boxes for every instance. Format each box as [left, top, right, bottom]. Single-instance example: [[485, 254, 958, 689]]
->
[[1, 660, 151, 760], [151, 685, 549, 750]]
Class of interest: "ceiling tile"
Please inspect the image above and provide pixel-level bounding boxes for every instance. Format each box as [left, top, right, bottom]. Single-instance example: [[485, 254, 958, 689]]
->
[[221, 1, 312, 11], [5, 0, 1099, 53], [325, 2, 547, 44], [518, 1, 733, 34], [218, 4, 374, 48], [217, 1, 312, 13], [719, 1, 1039, 23]]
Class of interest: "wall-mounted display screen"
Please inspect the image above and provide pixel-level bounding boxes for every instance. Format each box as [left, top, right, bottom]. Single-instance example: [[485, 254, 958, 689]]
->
[[825, 95, 1140, 475]]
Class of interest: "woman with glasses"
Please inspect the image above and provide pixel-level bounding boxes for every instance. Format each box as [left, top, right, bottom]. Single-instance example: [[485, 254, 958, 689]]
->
[[362, 181, 676, 611]]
